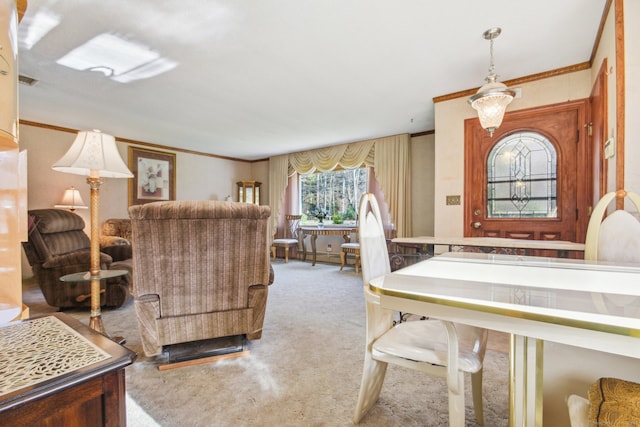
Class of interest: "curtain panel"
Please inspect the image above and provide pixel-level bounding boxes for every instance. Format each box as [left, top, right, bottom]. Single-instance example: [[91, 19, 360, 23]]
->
[[268, 154, 290, 238], [373, 134, 412, 237], [268, 133, 412, 241]]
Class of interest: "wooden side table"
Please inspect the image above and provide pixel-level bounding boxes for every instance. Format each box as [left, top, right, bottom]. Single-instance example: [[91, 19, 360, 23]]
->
[[0, 313, 136, 426]]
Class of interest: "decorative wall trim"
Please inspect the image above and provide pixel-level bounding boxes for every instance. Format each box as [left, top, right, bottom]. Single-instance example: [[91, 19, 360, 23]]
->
[[615, 0, 625, 207], [18, 119, 267, 163], [433, 62, 591, 103]]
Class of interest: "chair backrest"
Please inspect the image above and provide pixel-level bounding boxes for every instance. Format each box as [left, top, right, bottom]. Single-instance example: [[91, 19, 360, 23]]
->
[[128, 200, 272, 316], [283, 214, 302, 239], [358, 193, 391, 285], [101, 218, 132, 241], [23, 209, 90, 265], [585, 190, 640, 263]]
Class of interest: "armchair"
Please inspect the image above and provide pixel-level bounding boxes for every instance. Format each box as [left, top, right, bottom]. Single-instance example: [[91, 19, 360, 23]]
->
[[128, 200, 273, 357], [99, 218, 133, 262], [22, 209, 132, 309]]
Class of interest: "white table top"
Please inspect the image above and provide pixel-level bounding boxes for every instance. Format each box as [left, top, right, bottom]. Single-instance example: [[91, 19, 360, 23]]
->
[[392, 236, 585, 252], [369, 252, 640, 357]]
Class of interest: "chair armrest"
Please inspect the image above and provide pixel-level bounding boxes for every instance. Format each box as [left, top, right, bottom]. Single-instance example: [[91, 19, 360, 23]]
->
[[101, 244, 132, 261], [269, 264, 275, 285], [100, 235, 131, 247], [134, 294, 161, 356], [42, 250, 112, 269]]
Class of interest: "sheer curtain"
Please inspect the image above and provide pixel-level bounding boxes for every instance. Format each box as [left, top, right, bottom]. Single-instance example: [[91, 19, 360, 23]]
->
[[268, 133, 412, 239]]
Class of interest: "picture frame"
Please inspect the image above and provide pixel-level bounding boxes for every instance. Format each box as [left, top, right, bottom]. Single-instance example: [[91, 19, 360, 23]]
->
[[128, 147, 176, 206]]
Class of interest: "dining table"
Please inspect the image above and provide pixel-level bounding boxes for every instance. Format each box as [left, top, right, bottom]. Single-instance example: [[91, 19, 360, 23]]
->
[[299, 225, 357, 266], [368, 252, 640, 426], [391, 235, 585, 261]]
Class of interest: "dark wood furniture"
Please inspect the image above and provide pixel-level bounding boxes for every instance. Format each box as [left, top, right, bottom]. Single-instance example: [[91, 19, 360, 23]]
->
[[0, 313, 136, 426]]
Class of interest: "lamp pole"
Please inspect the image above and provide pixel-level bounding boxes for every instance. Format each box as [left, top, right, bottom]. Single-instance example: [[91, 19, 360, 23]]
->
[[88, 175, 105, 333]]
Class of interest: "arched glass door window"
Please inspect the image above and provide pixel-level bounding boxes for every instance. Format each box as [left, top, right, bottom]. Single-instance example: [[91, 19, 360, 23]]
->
[[487, 131, 557, 218]]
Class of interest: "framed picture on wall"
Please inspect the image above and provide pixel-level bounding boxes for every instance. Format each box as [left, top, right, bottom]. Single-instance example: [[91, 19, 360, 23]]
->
[[128, 147, 176, 205]]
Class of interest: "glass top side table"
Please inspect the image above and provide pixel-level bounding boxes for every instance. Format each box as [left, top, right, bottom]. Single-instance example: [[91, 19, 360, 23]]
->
[[60, 269, 129, 343]]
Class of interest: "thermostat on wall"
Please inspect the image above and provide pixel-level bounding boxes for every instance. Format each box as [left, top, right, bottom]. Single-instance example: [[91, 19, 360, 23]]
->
[[604, 138, 615, 159]]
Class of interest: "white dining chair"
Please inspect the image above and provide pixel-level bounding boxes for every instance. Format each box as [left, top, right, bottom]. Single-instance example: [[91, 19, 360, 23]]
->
[[353, 193, 488, 426], [567, 189, 640, 427]]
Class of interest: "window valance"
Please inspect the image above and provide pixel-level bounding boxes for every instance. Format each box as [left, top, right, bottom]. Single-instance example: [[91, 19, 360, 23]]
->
[[288, 140, 375, 175]]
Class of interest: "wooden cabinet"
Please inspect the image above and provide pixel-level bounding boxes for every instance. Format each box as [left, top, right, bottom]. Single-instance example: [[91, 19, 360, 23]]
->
[[237, 180, 261, 204], [0, 314, 136, 427]]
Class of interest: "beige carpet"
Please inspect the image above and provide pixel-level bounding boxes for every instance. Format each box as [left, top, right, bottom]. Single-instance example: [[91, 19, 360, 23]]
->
[[24, 260, 509, 426]]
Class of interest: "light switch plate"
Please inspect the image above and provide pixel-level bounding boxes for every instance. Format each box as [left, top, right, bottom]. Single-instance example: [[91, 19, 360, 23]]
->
[[446, 195, 461, 205]]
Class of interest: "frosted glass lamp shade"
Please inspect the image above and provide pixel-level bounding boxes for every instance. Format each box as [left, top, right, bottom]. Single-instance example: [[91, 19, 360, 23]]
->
[[469, 81, 515, 136], [52, 130, 133, 178], [55, 186, 88, 211]]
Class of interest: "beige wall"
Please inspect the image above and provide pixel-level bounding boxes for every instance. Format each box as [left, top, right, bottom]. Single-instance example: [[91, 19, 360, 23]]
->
[[20, 123, 258, 217], [625, 0, 640, 194], [592, 3, 618, 193]]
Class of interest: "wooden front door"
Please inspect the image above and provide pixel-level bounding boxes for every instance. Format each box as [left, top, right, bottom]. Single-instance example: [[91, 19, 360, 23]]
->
[[464, 99, 590, 243]]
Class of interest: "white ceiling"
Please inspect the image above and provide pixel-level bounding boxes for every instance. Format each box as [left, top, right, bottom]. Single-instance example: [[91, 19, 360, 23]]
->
[[17, 0, 606, 161]]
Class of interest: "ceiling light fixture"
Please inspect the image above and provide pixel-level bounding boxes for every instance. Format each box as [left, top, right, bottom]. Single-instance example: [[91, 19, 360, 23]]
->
[[468, 27, 515, 137]]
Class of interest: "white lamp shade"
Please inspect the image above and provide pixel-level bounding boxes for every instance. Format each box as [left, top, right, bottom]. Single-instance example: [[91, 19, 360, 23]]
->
[[52, 130, 133, 178], [54, 186, 88, 210]]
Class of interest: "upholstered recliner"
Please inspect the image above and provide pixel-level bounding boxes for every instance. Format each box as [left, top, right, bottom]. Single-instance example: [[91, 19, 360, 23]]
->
[[22, 209, 132, 309], [128, 200, 274, 357]]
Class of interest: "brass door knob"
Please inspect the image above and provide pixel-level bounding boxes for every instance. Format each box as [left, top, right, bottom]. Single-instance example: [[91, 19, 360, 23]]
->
[[472, 222, 482, 229]]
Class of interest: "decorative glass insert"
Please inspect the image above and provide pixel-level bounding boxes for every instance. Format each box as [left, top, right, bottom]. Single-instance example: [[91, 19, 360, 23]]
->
[[487, 132, 557, 218]]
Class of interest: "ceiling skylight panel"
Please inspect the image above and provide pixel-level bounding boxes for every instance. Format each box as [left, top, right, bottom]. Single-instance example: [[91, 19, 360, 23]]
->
[[18, 8, 61, 50], [56, 33, 176, 83]]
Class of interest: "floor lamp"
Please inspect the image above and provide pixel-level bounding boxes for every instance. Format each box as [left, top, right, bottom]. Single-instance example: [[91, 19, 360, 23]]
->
[[52, 130, 133, 335]]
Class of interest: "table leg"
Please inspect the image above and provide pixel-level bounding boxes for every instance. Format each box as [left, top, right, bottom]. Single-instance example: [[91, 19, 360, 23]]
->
[[509, 334, 543, 427], [300, 234, 308, 261], [311, 235, 318, 266]]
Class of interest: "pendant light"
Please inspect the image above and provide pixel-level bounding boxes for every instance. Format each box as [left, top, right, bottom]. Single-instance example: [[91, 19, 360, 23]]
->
[[468, 27, 515, 136]]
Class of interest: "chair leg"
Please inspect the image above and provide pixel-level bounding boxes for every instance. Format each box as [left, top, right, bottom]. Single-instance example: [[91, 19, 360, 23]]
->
[[271, 246, 276, 260], [355, 251, 360, 273], [471, 369, 484, 426], [448, 371, 466, 427], [340, 250, 346, 270], [353, 355, 388, 423], [284, 247, 289, 263]]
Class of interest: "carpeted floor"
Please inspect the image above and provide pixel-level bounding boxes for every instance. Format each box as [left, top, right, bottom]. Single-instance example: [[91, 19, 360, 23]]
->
[[24, 260, 509, 426]]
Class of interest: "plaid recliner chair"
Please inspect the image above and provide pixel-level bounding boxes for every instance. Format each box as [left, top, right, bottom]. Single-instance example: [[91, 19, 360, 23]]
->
[[22, 209, 132, 309]]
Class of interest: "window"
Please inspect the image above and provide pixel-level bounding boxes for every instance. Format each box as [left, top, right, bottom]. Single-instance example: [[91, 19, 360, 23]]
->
[[299, 168, 368, 225], [487, 131, 557, 218]]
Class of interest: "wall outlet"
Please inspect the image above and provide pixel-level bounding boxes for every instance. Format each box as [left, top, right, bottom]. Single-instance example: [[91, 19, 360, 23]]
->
[[327, 244, 332, 252], [446, 195, 461, 205]]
